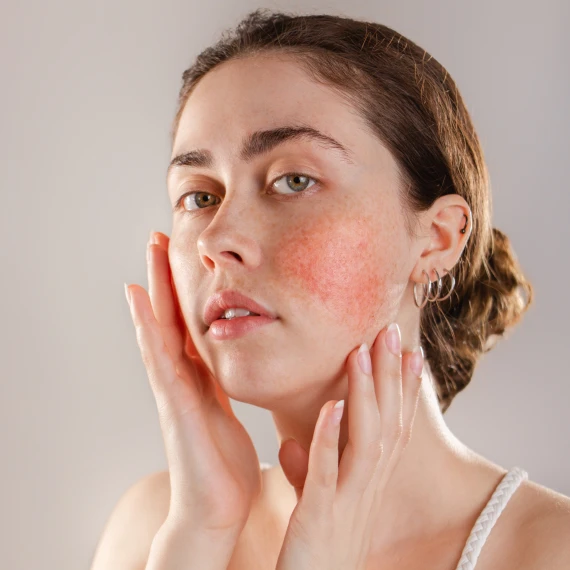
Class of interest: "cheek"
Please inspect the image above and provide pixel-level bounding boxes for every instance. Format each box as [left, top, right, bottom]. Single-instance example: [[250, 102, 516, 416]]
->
[[275, 215, 395, 333]]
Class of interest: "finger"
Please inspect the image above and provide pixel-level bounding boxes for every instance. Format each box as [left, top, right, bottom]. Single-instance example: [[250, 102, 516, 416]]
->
[[149, 232, 236, 419], [146, 231, 188, 365], [399, 348, 423, 451], [153, 232, 195, 355], [152, 232, 187, 349], [126, 283, 203, 418], [299, 400, 344, 523], [152, 232, 186, 340], [371, 324, 403, 464], [147, 234, 209, 392], [337, 343, 382, 495], [152, 230, 170, 252]]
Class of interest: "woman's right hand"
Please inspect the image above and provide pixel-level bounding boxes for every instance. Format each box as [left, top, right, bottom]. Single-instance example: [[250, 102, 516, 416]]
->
[[124, 231, 263, 538]]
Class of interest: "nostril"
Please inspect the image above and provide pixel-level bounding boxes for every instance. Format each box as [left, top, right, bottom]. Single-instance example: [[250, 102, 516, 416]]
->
[[221, 251, 243, 262]]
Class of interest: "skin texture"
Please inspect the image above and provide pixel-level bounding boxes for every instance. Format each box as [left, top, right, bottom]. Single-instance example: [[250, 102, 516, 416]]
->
[[164, 52, 508, 559]]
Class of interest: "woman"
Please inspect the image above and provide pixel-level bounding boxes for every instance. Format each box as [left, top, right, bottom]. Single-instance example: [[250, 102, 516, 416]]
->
[[92, 9, 570, 570]]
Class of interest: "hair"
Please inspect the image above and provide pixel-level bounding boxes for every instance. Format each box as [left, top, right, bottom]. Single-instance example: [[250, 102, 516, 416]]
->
[[169, 9, 533, 413]]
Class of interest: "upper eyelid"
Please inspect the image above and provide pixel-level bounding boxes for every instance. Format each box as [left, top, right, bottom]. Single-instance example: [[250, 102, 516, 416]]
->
[[173, 171, 320, 211]]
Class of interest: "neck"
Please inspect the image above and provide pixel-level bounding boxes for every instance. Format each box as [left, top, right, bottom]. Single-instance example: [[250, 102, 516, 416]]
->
[[268, 360, 506, 551]]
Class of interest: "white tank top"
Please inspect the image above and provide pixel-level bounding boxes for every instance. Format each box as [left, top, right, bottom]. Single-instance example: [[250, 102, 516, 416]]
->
[[259, 463, 528, 570]]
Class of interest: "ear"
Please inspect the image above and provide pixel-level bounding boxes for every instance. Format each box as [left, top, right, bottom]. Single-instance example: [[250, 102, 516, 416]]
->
[[410, 194, 472, 284]]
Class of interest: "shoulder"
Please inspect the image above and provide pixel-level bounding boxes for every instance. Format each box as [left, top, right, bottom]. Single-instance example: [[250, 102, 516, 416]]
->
[[90, 470, 170, 570], [516, 479, 570, 569]]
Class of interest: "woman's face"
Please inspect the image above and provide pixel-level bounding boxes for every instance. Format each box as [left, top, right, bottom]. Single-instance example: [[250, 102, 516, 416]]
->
[[167, 54, 415, 408]]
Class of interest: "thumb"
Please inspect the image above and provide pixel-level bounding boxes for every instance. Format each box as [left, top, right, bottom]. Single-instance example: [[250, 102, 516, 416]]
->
[[278, 438, 310, 501]]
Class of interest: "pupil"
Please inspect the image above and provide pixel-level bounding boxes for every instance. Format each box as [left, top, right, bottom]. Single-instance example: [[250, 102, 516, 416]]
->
[[289, 175, 307, 192]]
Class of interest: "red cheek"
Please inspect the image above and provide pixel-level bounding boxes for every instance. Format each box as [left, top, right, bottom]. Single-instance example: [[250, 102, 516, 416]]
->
[[275, 215, 388, 334]]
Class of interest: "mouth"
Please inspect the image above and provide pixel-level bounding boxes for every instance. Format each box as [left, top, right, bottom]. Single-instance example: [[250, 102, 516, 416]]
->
[[203, 289, 277, 328]]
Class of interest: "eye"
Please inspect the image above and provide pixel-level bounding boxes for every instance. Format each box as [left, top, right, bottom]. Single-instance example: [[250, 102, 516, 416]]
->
[[173, 191, 220, 212], [271, 173, 317, 195]]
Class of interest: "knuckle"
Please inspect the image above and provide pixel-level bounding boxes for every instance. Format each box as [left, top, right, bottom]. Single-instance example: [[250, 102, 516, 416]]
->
[[319, 468, 337, 488]]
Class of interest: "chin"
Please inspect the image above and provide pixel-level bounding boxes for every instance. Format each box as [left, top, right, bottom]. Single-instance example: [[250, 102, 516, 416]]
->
[[208, 352, 280, 407], [213, 352, 343, 415]]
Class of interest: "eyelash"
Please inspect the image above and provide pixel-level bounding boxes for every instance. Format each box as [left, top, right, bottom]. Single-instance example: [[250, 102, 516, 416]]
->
[[173, 172, 320, 213]]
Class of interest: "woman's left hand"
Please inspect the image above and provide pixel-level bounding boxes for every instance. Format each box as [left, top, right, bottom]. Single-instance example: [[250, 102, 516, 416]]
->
[[275, 323, 424, 570]]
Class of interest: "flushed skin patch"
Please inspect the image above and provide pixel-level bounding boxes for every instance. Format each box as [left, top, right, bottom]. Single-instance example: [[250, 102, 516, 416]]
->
[[276, 213, 395, 337]]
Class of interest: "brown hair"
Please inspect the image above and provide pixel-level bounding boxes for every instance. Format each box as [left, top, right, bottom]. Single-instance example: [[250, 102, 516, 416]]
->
[[169, 9, 533, 413]]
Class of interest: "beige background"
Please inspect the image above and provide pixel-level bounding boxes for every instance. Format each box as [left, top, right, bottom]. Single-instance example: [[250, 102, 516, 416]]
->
[[1, 1, 568, 568]]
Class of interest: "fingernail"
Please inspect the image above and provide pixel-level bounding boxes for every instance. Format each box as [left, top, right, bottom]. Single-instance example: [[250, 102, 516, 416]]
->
[[411, 346, 424, 377], [357, 342, 372, 375], [149, 229, 156, 244], [331, 400, 345, 426], [386, 323, 401, 356], [124, 283, 131, 306]]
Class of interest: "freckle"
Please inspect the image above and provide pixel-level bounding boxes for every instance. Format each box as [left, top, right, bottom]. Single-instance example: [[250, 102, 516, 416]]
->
[[275, 214, 387, 333]]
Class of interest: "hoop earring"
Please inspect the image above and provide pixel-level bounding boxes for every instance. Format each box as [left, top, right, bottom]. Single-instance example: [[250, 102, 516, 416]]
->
[[413, 270, 432, 309], [437, 268, 456, 301], [427, 268, 442, 302]]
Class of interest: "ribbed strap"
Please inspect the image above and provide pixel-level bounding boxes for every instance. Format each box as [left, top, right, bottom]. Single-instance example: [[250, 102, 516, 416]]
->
[[455, 467, 528, 570]]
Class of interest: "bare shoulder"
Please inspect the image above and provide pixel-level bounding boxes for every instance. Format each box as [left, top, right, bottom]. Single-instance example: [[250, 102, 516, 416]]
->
[[90, 470, 170, 570], [516, 479, 570, 569]]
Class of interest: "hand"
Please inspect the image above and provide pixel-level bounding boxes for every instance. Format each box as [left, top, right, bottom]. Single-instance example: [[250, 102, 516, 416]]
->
[[275, 324, 423, 570], [125, 231, 262, 537]]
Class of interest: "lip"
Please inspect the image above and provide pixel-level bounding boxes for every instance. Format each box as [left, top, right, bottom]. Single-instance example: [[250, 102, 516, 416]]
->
[[203, 289, 277, 328], [208, 314, 276, 340]]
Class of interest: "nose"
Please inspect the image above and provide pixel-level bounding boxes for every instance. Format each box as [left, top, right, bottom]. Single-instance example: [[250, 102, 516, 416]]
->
[[196, 196, 263, 273]]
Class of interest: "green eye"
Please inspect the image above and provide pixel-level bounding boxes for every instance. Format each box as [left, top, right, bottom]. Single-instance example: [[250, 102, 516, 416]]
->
[[272, 173, 316, 195]]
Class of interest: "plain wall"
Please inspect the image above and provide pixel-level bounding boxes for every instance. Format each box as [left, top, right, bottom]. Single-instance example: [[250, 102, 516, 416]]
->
[[1, 1, 568, 568]]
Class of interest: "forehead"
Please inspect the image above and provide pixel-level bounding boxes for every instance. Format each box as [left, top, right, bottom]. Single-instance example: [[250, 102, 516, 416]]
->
[[174, 55, 368, 154]]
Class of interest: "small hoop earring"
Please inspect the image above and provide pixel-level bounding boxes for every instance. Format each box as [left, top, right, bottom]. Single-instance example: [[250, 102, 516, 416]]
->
[[437, 268, 456, 301], [413, 270, 432, 309], [427, 268, 442, 302]]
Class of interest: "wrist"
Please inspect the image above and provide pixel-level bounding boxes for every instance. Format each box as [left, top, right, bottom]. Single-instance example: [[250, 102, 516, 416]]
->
[[145, 520, 241, 570]]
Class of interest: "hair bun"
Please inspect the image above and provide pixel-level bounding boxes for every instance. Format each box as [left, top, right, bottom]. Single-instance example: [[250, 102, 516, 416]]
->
[[424, 225, 533, 412]]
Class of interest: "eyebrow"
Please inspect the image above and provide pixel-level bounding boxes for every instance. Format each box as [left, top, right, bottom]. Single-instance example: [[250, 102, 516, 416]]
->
[[166, 125, 355, 180]]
